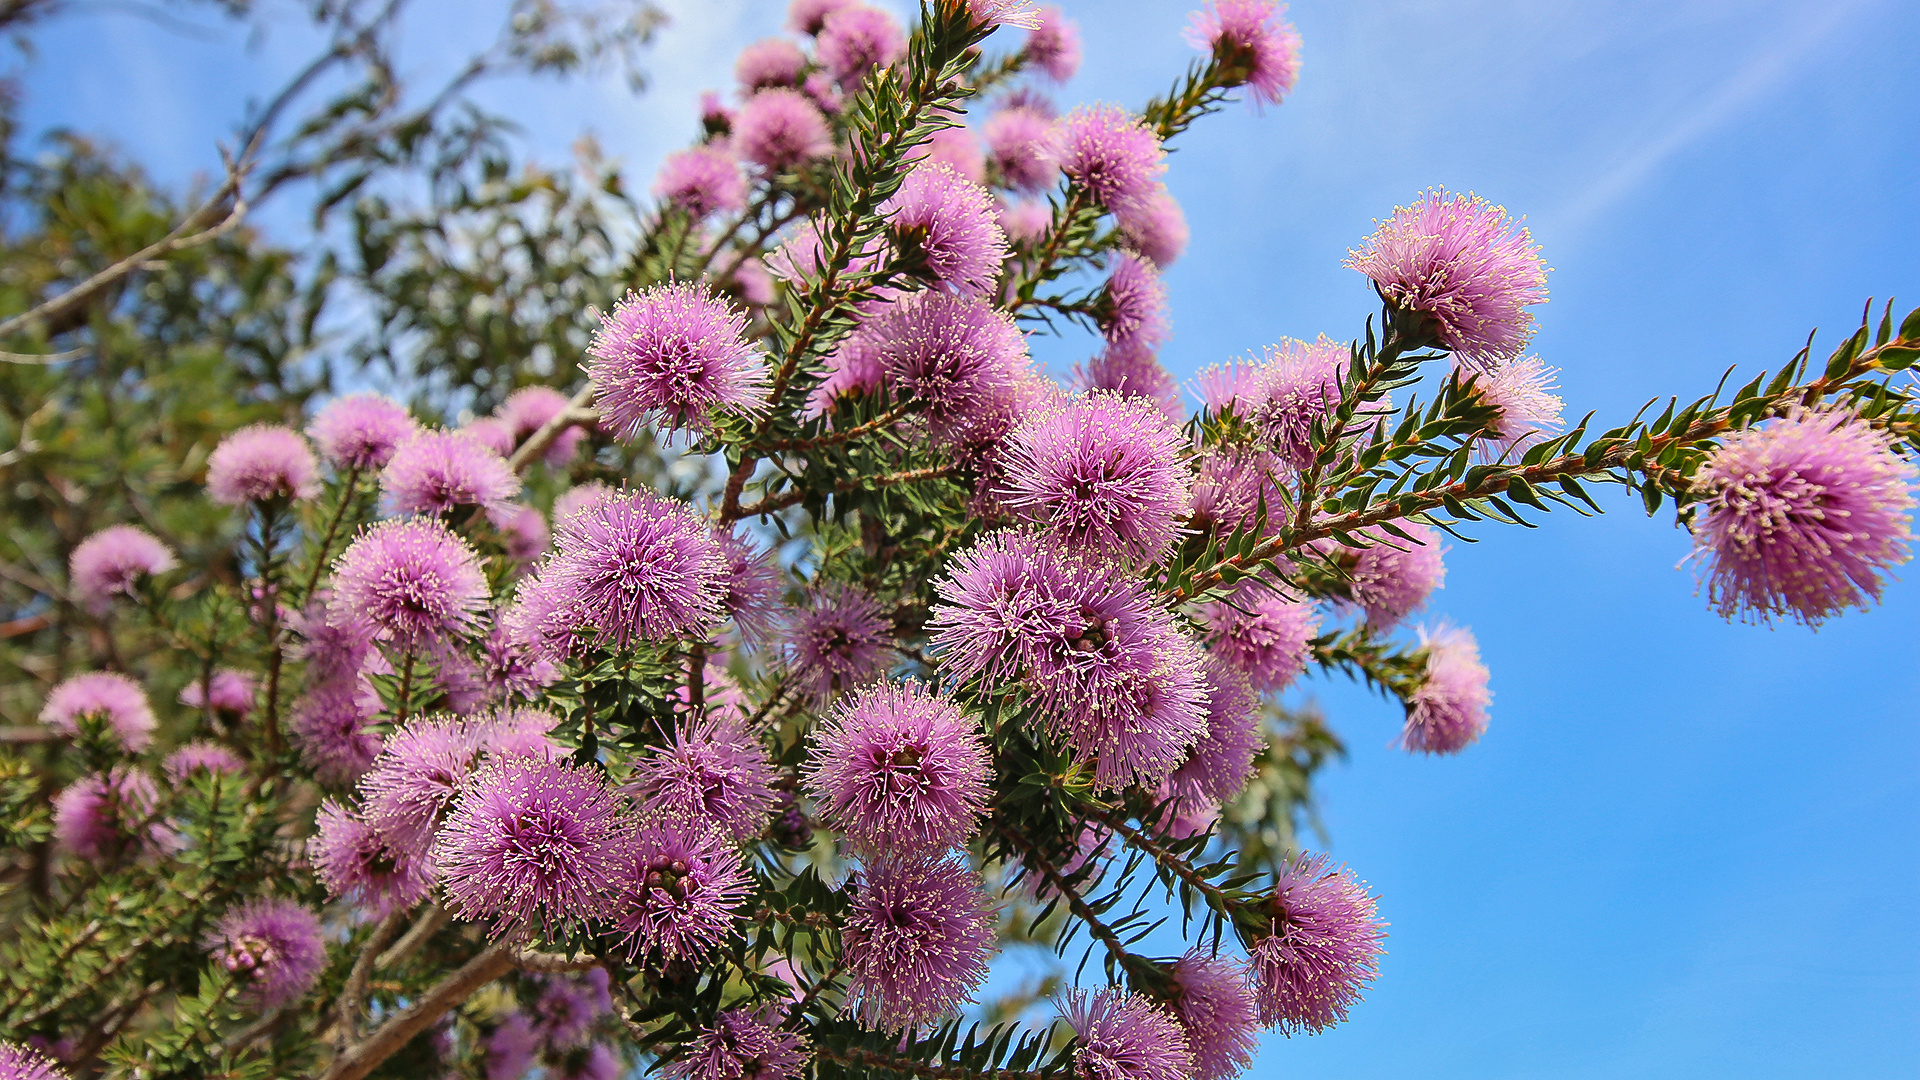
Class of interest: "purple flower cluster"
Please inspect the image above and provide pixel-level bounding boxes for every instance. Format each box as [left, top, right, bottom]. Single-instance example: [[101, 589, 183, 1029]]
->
[[330, 518, 490, 646], [1059, 988, 1195, 1080], [803, 680, 992, 855], [0, 1042, 68, 1080], [40, 671, 155, 751], [1692, 406, 1916, 624], [1166, 655, 1262, 807], [206, 424, 321, 505], [1167, 951, 1260, 1080], [1346, 189, 1549, 367], [1024, 6, 1081, 82], [655, 145, 748, 219], [69, 525, 175, 614], [177, 668, 258, 718], [205, 897, 326, 1011], [163, 741, 247, 780], [52, 766, 168, 859], [1200, 581, 1318, 693], [1474, 356, 1563, 457], [380, 429, 522, 516], [523, 490, 730, 654], [362, 716, 486, 849], [1188, 0, 1302, 108], [999, 391, 1192, 562], [865, 291, 1031, 440], [624, 715, 778, 841], [930, 531, 1208, 789], [842, 854, 997, 1031], [434, 756, 630, 934], [310, 799, 436, 918], [780, 583, 895, 705], [1401, 622, 1492, 755], [1251, 336, 1353, 469], [662, 1006, 811, 1080], [612, 816, 753, 963], [1251, 853, 1387, 1033], [308, 393, 417, 471], [589, 283, 769, 437], [985, 105, 1059, 192], [1345, 522, 1446, 628], [816, 5, 904, 90], [498, 386, 588, 467], [1057, 104, 1165, 221], [735, 89, 834, 170], [882, 164, 1009, 297]]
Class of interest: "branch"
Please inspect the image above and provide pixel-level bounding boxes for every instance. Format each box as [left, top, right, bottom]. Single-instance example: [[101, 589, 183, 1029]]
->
[[330, 910, 407, 1048], [321, 939, 517, 1080], [374, 903, 451, 970], [0, 156, 253, 343], [732, 463, 957, 521], [506, 385, 597, 471]]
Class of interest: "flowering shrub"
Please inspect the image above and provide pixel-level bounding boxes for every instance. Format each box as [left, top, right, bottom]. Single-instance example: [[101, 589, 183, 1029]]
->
[[1, 2, 1915, 1079]]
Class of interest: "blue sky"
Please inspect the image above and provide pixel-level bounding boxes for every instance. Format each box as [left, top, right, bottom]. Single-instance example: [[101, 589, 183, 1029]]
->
[[14, 0, 1919, 1075]]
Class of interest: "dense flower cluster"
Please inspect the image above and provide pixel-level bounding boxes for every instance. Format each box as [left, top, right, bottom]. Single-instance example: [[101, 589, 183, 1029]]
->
[[14, 7, 1913, 1080]]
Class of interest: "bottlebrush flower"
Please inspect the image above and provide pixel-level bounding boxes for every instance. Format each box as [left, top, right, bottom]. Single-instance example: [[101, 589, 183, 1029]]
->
[[929, 532, 1207, 789], [163, 741, 246, 781], [1167, 655, 1262, 806], [491, 504, 550, 563], [380, 429, 522, 516], [474, 613, 559, 704], [498, 386, 587, 467], [481, 706, 563, 760], [803, 680, 992, 856], [1024, 6, 1081, 81], [700, 90, 735, 134], [663, 1006, 811, 1080], [206, 424, 321, 504], [308, 393, 417, 471], [788, 0, 857, 35], [780, 583, 895, 704], [984, 106, 1059, 192], [711, 528, 784, 645], [588, 282, 769, 437], [1691, 406, 1916, 624], [485, 1013, 539, 1080], [882, 163, 1009, 297], [735, 88, 834, 171], [867, 291, 1030, 438], [40, 671, 155, 751], [464, 416, 516, 458], [309, 800, 435, 918], [540, 490, 731, 651], [654, 144, 748, 219], [1188, 447, 1284, 537], [1251, 335, 1354, 469], [1401, 622, 1492, 754], [842, 854, 997, 1031], [363, 716, 486, 850], [177, 668, 258, 718], [965, 0, 1040, 28], [552, 480, 616, 526], [928, 529, 1075, 688], [532, 969, 614, 1049], [735, 37, 807, 90], [1192, 357, 1269, 419], [435, 756, 629, 934], [0, 1042, 67, 1080], [612, 816, 753, 963], [998, 198, 1053, 243], [1188, 0, 1302, 108], [910, 125, 987, 185], [1100, 252, 1171, 357], [69, 524, 175, 613], [1059, 988, 1195, 1080], [1200, 581, 1318, 693], [290, 680, 384, 785], [1057, 104, 1164, 216], [52, 766, 167, 859], [1121, 184, 1189, 268], [1166, 951, 1260, 1080], [330, 518, 490, 646], [1251, 852, 1387, 1033], [817, 5, 905, 89], [731, 257, 777, 306], [1347, 522, 1446, 628], [1346, 189, 1549, 366], [1472, 355, 1563, 457], [1080, 343, 1183, 427], [624, 715, 778, 842], [205, 898, 325, 1011], [999, 390, 1192, 562]]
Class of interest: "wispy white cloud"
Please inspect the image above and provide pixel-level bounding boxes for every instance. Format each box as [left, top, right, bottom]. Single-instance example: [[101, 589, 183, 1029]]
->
[[1548, 0, 1873, 235]]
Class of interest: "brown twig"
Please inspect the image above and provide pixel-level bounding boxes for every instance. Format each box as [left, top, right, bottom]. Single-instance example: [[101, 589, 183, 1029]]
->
[[507, 385, 597, 471], [321, 938, 517, 1080]]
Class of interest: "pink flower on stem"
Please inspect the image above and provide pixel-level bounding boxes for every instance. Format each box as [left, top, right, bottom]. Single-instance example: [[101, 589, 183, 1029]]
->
[[69, 525, 175, 613], [206, 424, 321, 504], [1187, 0, 1303, 108]]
